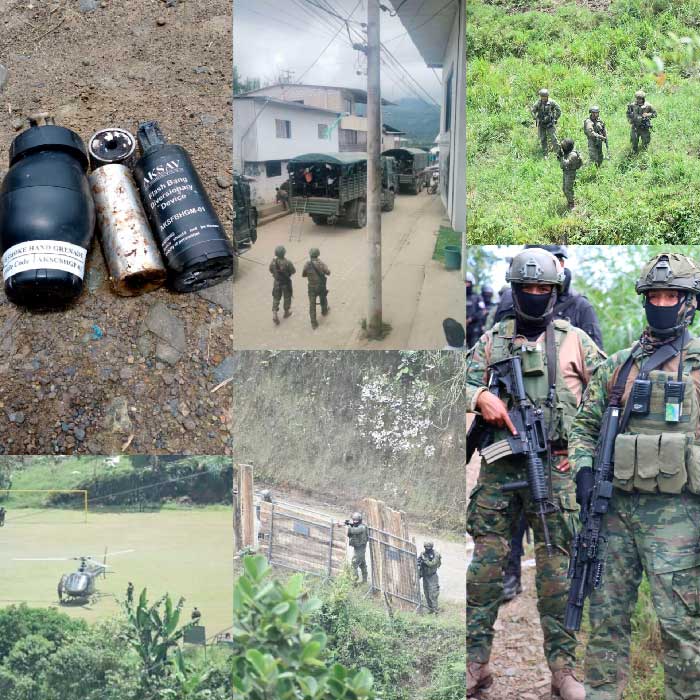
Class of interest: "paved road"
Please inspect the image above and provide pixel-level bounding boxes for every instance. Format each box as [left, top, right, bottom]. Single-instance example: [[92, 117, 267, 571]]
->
[[235, 192, 463, 349]]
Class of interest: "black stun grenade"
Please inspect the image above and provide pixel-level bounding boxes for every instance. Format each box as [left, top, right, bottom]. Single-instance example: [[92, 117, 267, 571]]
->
[[0, 115, 95, 307], [132, 121, 233, 292]]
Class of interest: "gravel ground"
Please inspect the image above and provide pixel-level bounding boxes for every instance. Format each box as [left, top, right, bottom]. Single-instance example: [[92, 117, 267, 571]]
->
[[0, 0, 233, 455]]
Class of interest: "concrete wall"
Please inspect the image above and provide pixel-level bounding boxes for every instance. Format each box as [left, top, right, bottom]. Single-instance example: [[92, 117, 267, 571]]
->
[[439, 0, 466, 235]]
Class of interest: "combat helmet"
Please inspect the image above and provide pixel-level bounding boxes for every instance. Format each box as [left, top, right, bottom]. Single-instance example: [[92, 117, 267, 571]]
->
[[635, 90, 646, 100], [525, 243, 568, 259], [351, 512, 362, 524], [636, 253, 700, 335], [506, 248, 564, 323], [465, 271, 476, 284], [309, 247, 320, 259], [589, 105, 600, 114], [423, 541, 434, 550], [538, 88, 549, 97], [274, 245, 286, 258]]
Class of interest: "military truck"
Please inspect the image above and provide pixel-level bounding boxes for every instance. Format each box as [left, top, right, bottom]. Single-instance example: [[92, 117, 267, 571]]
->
[[233, 174, 258, 251], [381, 147, 429, 194], [287, 152, 397, 228]]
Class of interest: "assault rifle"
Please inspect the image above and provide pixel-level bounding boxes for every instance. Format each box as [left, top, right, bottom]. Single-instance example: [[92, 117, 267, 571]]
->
[[474, 355, 558, 555], [564, 401, 619, 631]]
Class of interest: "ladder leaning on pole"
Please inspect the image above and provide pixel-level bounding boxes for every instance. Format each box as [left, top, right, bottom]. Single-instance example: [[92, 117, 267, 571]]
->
[[289, 197, 307, 242]]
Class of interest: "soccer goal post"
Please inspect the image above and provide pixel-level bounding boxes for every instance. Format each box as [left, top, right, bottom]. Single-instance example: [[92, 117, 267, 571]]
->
[[0, 489, 88, 523]]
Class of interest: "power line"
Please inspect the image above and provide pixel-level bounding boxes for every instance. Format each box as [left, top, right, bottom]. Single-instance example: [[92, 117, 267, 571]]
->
[[382, 0, 457, 43]]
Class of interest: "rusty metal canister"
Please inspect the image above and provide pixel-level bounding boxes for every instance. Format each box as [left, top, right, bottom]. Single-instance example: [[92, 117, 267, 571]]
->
[[88, 128, 166, 296]]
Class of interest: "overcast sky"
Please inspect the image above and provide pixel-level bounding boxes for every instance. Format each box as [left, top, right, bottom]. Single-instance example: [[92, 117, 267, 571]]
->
[[234, 0, 445, 105]]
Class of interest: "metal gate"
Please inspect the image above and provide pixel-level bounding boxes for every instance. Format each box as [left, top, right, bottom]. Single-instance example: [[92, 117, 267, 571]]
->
[[367, 526, 422, 611], [258, 500, 345, 577]]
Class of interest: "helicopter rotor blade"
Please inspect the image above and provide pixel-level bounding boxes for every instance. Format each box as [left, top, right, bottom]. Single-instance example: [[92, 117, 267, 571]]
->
[[14, 557, 73, 562]]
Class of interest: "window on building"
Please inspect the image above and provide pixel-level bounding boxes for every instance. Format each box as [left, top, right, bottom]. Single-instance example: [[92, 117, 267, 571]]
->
[[343, 97, 353, 115], [318, 124, 329, 139], [275, 119, 291, 138], [292, 99, 305, 104], [444, 65, 454, 133], [265, 160, 282, 178]]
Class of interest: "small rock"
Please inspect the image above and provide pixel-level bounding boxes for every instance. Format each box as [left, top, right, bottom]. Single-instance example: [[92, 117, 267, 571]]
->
[[196, 279, 233, 312], [503, 667, 517, 677], [0, 64, 7, 93], [193, 66, 209, 74], [184, 419, 196, 431], [156, 16, 167, 26], [104, 396, 132, 434], [119, 366, 134, 381], [8, 411, 25, 424], [199, 114, 219, 127], [11, 118, 23, 131], [74, 428, 86, 441], [79, 0, 98, 11], [212, 355, 235, 384], [216, 174, 232, 189], [165, 0, 178, 6]]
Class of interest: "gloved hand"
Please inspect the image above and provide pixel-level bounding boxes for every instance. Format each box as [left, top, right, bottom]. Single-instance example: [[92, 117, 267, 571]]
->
[[575, 468, 594, 507]]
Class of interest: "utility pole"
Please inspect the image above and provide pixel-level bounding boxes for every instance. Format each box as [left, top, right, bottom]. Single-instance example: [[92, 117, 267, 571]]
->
[[366, 0, 383, 338]]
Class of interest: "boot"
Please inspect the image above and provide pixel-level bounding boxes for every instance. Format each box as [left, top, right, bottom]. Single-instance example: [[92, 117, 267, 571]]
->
[[321, 305, 330, 316], [273, 311, 280, 325], [283, 309, 292, 318], [502, 572, 522, 602], [467, 661, 492, 697], [551, 669, 585, 700], [311, 320, 318, 329]]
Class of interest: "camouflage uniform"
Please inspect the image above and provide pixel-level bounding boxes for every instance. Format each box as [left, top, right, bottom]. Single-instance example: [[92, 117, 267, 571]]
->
[[419, 547, 442, 614], [302, 253, 330, 328], [531, 98, 562, 154], [347, 523, 368, 582], [627, 98, 657, 152], [583, 115, 606, 166], [269, 256, 295, 315], [559, 148, 583, 208], [466, 317, 604, 671]]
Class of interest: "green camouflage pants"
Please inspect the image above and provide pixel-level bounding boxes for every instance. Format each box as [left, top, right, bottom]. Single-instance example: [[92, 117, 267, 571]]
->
[[351, 545, 367, 582], [588, 139, 604, 166], [272, 283, 292, 312], [563, 173, 577, 206], [538, 124, 560, 154], [630, 126, 651, 152], [585, 491, 700, 700], [467, 460, 579, 669], [308, 290, 328, 325], [423, 573, 440, 613]]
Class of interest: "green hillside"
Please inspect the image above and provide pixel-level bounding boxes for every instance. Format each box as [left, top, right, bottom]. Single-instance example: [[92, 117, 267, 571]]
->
[[467, 0, 700, 244]]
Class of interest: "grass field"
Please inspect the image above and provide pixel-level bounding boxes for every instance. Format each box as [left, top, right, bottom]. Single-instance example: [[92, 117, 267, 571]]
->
[[467, 0, 700, 244], [0, 508, 232, 634], [432, 225, 462, 262]]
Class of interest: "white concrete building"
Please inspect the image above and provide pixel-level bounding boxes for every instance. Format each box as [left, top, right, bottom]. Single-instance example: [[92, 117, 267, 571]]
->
[[234, 95, 341, 203], [388, 0, 466, 234]]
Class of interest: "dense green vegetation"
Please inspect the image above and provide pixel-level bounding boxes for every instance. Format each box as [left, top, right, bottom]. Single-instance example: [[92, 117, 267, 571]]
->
[[467, 0, 700, 244]]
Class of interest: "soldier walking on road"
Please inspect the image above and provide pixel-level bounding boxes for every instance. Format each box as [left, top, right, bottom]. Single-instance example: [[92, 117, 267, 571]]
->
[[345, 512, 368, 584], [583, 106, 607, 166], [126, 581, 134, 605], [269, 245, 295, 325], [418, 542, 441, 614], [570, 252, 700, 700], [558, 138, 583, 210], [627, 90, 657, 153], [531, 88, 561, 156], [0, 506, 6, 527], [466, 248, 604, 699], [302, 248, 330, 329]]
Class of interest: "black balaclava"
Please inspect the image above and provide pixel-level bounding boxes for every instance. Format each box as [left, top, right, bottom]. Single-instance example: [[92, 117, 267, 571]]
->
[[466, 283, 473, 297], [513, 285, 557, 339], [644, 292, 696, 339]]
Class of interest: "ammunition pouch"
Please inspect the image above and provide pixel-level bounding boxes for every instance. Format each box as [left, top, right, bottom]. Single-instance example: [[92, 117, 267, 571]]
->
[[613, 432, 690, 494]]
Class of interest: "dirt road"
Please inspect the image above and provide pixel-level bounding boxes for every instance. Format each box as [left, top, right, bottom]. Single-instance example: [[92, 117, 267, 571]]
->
[[0, 1, 233, 455], [235, 193, 463, 349]]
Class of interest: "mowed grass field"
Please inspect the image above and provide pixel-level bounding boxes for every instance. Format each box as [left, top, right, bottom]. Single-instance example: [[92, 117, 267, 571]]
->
[[0, 508, 232, 634]]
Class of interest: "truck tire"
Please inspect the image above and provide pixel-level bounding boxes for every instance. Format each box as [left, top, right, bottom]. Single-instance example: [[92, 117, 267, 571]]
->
[[311, 215, 328, 225], [353, 199, 367, 228]]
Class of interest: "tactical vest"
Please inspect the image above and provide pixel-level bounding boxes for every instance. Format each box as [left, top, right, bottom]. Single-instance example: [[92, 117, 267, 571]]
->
[[490, 319, 580, 444], [348, 523, 368, 548], [535, 101, 558, 125], [583, 119, 604, 138], [613, 339, 700, 495]]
